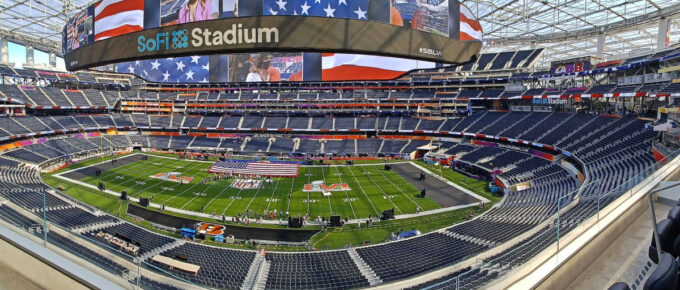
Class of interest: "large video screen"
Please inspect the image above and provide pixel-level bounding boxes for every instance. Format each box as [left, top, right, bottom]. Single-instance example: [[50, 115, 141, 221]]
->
[[115, 52, 303, 83], [392, 0, 449, 36], [160, 0, 239, 26], [229, 53, 303, 82], [93, 0, 144, 42], [115, 51, 439, 82], [64, 0, 482, 76], [263, 0, 369, 19], [63, 6, 94, 53], [116, 55, 211, 83], [550, 57, 593, 75], [322, 53, 434, 81]]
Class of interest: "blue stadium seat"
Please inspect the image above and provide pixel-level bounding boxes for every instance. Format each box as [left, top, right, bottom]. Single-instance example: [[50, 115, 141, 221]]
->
[[643, 253, 678, 290]]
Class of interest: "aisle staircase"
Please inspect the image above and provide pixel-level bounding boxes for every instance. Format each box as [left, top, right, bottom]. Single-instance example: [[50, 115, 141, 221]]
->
[[348, 248, 383, 286]]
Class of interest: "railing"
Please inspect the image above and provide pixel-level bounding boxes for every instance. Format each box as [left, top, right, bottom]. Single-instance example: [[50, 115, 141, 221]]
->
[[422, 146, 680, 289], [0, 180, 206, 289]]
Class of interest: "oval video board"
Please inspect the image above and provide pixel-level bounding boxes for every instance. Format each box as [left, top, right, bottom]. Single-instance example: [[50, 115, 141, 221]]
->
[[63, 0, 482, 72]]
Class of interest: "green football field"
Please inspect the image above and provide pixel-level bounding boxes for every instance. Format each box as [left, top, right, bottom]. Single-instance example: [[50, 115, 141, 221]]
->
[[71, 155, 441, 219]]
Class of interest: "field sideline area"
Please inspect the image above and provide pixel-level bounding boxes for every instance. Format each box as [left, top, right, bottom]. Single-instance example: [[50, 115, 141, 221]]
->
[[54, 153, 449, 219], [42, 152, 498, 250]]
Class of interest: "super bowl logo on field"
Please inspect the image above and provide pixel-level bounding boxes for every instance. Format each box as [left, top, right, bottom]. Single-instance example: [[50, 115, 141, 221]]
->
[[149, 172, 194, 184], [303, 181, 351, 192]]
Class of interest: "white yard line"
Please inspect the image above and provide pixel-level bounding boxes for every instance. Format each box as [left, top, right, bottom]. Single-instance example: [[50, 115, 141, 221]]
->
[[221, 188, 245, 215], [51, 154, 488, 225], [142, 153, 215, 164], [286, 176, 295, 213], [96, 158, 151, 180], [243, 183, 265, 212], [264, 178, 281, 212], [107, 158, 178, 190], [54, 171, 482, 225], [360, 166, 403, 215], [409, 161, 491, 203], [156, 162, 212, 204], [320, 166, 333, 215], [334, 165, 357, 220], [345, 166, 381, 216], [203, 181, 236, 210], [55, 152, 143, 177], [112, 157, 182, 193], [179, 181, 221, 210], [372, 166, 423, 210], [303, 161, 411, 168]]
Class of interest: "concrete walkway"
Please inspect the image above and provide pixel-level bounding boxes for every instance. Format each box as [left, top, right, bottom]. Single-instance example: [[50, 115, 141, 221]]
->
[[566, 166, 680, 289], [566, 201, 668, 289]]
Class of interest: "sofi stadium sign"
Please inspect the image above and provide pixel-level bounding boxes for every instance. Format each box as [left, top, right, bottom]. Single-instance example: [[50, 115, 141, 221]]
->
[[138, 25, 280, 53], [65, 16, 480, 71]]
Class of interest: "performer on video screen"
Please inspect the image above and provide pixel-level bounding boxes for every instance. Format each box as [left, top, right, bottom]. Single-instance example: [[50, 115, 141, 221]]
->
[[390, 0, 403, 26], [246, 53, 281, 82], [211, 0, 237, 19], [179, 0, 215, 24]]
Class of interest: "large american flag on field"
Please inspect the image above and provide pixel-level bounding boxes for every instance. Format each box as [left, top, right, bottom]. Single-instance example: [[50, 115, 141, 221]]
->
[[210, 161, 300, 178], [263, 0, 369, 19], [115, 56, 210, 83], [94, 0, 144, 42]]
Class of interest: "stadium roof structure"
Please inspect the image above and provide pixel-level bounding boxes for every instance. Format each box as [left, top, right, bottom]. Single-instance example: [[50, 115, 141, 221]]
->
[[468, 0, 680, 67], [1, 0, 679, 68], [0, 0, 97, 55]]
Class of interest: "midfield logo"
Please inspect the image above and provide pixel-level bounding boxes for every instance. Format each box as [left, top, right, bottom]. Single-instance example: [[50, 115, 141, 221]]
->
[[149, 172, 194, 184], [303, 181, 350, 192]]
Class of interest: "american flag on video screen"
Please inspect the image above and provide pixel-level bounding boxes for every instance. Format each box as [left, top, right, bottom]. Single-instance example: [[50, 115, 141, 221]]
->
[[210, 161, 300, 177], [263, 0, 369, 19], [115, 56, 210, 83], [459, 4, 483, 42], [94, 0, 144, 41]]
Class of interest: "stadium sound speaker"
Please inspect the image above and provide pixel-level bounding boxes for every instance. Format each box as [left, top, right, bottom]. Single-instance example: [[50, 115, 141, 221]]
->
[[384, 165, 392, 171], [330, 215, 342, 227], [288, 217, 303, 228], [139, 198, 149, 207], [120, 190, 127, 201], [420, 189, 427, 198], [381, 208, 395, 220]]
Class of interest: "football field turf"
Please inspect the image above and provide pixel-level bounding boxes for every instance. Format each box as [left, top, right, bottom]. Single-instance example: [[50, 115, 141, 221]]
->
[[72, 155, 442, 219]]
